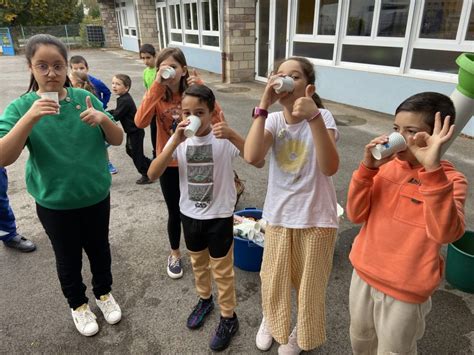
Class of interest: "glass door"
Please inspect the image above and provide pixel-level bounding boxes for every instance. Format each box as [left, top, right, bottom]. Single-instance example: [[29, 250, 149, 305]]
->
[[255, 0, 289, 81], [156, 3, 169, 50]]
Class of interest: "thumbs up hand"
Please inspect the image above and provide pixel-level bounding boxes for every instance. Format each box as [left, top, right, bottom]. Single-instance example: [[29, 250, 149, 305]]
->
[[212, 111, 232, 139], [187, 68, 203, 86], [80, 95, 107, 127], [292, 84, 318, 121]]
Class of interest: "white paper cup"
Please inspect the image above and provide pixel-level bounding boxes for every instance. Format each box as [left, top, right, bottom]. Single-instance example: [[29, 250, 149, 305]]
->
[[273, 76, 295, 94], [184, 115, 202, 138], [161, 67, 176, 80], [371, 132, 407, 160], [40, 92, 59, 114]]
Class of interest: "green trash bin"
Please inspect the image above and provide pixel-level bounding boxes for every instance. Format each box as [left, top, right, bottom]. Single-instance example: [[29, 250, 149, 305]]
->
[[445, 230, 474, 293]]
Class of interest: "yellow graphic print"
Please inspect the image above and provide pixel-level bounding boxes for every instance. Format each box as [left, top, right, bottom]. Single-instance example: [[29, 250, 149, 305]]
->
[[275, 139, 309, 174]]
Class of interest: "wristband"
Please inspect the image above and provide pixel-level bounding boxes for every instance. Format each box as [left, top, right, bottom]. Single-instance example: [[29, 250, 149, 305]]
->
[[307, 111, 321, 122], [252, 107, 269, 119]]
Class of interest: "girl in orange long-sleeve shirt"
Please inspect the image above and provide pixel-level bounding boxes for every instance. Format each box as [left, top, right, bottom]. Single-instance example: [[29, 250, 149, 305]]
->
[[134, 47, 222, 279]]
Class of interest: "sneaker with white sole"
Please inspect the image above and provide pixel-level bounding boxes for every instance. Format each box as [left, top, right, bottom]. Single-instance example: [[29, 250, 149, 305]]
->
[[256, 317, 273, 351], [278, 327, 301, 355], [96, 293, 122, 324], [71, 304, 99, 337], [167, 255, 183, 279]]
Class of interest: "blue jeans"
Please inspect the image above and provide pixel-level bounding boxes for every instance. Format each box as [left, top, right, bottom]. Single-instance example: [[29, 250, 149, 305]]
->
[[0, 167, 17, 242]]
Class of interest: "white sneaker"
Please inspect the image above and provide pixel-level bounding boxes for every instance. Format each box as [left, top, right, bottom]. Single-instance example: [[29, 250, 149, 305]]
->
[[278, 327, 301, 355], [256, 317, 273, 351], [71, 304, 99, 336], [96, 293, 122, 324]]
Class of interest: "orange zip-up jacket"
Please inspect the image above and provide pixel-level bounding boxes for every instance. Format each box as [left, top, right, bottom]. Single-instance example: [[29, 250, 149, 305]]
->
[[134, 80, 222, 167], [347, 158, 467, 304]]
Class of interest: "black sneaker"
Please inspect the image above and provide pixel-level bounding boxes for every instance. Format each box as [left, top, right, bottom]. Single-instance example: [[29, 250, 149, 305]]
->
[[187, 296, 214, 329], [209, 313, 239, 351], [136, 175, 153, 185]]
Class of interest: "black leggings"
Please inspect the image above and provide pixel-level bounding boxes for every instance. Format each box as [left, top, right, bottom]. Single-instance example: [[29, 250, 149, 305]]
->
[[159, 167, 181, 250], [150, 118, 157, 159], [36, 196, 112, 309]]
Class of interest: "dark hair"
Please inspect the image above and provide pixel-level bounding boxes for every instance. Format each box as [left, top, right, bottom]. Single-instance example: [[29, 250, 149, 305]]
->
[[395, 92, 456, 132], [276, 56, 325, 109], [70, 71, 96, 96], [139, 44, 156, 56], [25, 34, 71, 93], [155, 47, 190, 101], [183, 84, 215, 112], [70, 55, 88, 68], [114, 74, 132, 91]]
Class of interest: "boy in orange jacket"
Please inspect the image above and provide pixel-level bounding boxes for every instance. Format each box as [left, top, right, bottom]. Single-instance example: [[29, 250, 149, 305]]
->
[[346, 92, 467, 354]]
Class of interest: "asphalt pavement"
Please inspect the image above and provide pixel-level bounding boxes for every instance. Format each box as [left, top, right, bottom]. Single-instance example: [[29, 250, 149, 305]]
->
[[0, 48, 473, 354]]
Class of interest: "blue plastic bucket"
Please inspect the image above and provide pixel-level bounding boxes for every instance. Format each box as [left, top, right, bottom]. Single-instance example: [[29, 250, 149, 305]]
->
[[233, 208, 264, 272]]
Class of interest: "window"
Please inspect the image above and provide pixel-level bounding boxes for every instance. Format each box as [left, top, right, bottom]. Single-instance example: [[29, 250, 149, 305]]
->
[[409, 0, 472, 74], [467, 7, 474, 40], [347, 0, 374, 36], [168, 0, 220, 48], [378, 0, 410, 37], [318, 0, 339, 35], [292, 1, 340, 61], [169, 2, 182, 42], [419, 0, 463, 39]]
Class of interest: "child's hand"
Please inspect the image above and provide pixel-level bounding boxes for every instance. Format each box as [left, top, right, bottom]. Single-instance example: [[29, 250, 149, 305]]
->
[[187, 69, 203, 86], [80, 96, 106, 127], [292, 85, 318, 120], [407, 113, 454, 171], [172, 119, 188, 145], [362, 135, 393, 169], [259, 74, 289, 110], [26, 98, 59, 122], [212, 112, 232, 139]]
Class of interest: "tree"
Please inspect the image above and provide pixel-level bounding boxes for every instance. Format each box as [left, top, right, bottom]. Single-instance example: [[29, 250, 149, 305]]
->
[[81, 0, 101, 19], [0, 0, 84, 26]]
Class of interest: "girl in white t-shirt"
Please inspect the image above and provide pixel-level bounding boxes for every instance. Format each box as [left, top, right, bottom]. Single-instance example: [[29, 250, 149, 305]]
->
[[244, 57, 340, 354]]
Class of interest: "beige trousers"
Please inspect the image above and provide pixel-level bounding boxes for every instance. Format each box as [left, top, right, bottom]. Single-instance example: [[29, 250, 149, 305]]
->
[[189, 245, 236, 318], [349, 270, 432, 355], [260, 225, 337, 351]]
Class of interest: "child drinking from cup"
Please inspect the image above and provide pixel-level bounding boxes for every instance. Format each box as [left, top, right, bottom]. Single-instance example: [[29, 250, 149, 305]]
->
[[346, 92, 467, 354], [244, 56, 340, 353], [148, 84, 262, 351], [0, 34, 124, 337], [135, 47, 223, 279]]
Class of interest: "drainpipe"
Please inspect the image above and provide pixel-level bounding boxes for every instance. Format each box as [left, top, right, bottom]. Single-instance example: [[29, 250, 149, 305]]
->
[[220, 0, 226, 83]]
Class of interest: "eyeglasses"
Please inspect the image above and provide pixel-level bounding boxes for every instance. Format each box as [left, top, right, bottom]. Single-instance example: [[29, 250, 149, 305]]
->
[[33, 63, 67, 76]]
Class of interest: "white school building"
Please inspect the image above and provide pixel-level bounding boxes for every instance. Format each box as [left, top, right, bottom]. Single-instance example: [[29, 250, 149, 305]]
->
[[97, 0, 474, 136]]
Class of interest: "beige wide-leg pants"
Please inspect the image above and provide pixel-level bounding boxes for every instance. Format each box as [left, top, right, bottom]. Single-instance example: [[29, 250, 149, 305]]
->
[[260, 225, 337, 350]]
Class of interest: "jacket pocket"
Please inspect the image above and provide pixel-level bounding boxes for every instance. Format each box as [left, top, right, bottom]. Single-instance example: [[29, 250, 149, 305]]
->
[[394, 185, 426, 228]]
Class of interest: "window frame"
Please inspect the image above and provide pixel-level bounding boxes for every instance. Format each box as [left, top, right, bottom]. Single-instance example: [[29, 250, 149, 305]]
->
[[166, 0, 220, 50]]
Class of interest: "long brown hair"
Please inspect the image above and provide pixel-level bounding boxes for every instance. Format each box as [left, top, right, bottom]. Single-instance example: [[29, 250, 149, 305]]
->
[[276, 56, 325, 109], [70, 70, 97, 96], [155, 47, 190, 102]]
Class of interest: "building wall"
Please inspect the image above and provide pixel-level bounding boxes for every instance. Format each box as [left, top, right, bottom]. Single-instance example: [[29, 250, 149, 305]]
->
[[135, 0, 160, 51], [222, 0, 256, 83], [98, 0, 121, 48]]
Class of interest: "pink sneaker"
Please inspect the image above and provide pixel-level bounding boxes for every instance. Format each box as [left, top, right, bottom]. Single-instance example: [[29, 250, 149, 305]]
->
[[256, 317, 273, 350]]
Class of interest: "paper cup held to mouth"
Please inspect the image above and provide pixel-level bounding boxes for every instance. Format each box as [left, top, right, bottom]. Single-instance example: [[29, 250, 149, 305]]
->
[[273, 76, 295, 94], [161, 67, 176, 80], [184, 115, 202, 138], [371, 132, 407, 160]]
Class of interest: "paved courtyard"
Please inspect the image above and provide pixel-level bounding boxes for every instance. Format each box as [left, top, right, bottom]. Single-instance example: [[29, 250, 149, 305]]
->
[[0, 48, 473, 354]]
